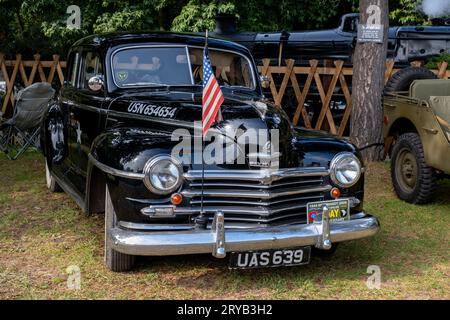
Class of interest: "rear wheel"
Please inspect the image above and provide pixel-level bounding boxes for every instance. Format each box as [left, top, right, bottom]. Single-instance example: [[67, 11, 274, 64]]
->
[[391, 133, 436, 204], [104, 184, 135, 272], [45, 160, 61, 192]]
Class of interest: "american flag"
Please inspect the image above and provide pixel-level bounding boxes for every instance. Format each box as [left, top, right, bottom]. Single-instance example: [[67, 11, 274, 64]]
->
[[202, 45, 224, 137]]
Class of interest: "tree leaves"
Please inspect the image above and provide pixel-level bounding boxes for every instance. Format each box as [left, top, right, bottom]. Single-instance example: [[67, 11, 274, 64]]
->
[[0, 0, 434, 58]]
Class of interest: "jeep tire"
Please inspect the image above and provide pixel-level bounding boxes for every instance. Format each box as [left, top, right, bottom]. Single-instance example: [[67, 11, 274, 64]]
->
[[384, 67, 437, 93], [105, 184, 135, 272], [391, 133, 436, 204]]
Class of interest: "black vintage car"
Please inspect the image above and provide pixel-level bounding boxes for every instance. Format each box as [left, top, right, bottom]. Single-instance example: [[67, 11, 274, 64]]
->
[[40, 33, 379, 271]]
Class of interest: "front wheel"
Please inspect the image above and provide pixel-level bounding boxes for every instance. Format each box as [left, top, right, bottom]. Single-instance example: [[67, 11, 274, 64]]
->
[[391, 133, 436, 204], [104, 184, 135, 272]]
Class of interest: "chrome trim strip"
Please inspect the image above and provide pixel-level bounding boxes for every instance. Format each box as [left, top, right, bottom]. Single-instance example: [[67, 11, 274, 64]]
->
[[61, 99, 108, 114], [108, 215, 380, 256], [189, 194, 323, 206], [170, 205, 308, 217], [181, 185, 332, 199], [119, 221, 194, 231], [188, 178, 324, 189], [138, 197, 359, 220], [184, 167, 329, 184], [185, 46, 195, 85], [126, 196, 171, 204], [88, 153, 145, 180]]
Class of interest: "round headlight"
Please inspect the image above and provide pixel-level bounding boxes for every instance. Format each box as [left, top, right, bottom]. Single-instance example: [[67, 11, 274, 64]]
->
[[143, 155, 183, 194], [330, 152, 362, 188]]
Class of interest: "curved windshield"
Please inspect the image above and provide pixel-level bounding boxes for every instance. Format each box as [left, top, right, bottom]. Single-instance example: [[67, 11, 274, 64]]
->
[[111, 46, 255, 89]]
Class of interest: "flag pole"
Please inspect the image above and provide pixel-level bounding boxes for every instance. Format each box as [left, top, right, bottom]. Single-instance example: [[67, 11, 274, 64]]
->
[[196, 29, 208, 229]]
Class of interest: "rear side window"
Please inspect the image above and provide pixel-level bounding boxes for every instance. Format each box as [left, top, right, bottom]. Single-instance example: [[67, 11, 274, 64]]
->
[[80, 52, 103, 89], [67, 52, 80, 87]]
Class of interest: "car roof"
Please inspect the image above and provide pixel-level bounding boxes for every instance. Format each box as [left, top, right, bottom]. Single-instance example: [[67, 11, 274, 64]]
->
[[72, 32, 251, 56]]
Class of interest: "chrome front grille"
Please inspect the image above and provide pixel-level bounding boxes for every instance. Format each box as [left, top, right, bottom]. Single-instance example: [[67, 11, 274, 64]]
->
[[180, 168, 331, 228]]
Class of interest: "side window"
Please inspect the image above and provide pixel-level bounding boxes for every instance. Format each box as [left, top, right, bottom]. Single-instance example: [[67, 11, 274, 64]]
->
[[67, 52, 80, 87], [80, 51, 103, 89]]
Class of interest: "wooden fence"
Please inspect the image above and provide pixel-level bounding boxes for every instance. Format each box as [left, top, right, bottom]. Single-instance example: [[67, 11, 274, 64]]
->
[[0, 54, 66, 115], [258, 58, 450, 136], [1, 53, 449, 136]]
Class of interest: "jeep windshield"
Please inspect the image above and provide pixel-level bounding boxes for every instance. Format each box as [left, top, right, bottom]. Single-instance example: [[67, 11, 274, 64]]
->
[[111, 46, 256, 90]]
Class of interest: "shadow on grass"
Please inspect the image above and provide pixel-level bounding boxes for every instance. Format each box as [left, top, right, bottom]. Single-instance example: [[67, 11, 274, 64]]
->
[[434, 180, 450, 206]]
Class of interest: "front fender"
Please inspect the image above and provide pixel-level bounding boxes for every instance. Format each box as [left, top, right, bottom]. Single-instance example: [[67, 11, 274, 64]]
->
[[90, 126, 177, 175], [88, 126, 178, 221]]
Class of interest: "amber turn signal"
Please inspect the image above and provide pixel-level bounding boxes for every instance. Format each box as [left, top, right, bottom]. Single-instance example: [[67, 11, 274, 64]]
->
[[330, 187, 341, 199], [170, 193, 183, 205]]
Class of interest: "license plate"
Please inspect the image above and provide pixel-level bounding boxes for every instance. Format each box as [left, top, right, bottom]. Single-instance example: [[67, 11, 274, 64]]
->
[[307, 199, 350, 224], [229, 246, 311, 269]]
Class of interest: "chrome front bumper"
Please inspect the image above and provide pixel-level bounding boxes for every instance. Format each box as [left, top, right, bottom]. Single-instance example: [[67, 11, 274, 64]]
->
[[108, 208, 380, 257]]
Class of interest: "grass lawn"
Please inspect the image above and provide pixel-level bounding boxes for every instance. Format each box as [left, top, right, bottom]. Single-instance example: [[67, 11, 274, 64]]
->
[[0, 151, 449, 299]]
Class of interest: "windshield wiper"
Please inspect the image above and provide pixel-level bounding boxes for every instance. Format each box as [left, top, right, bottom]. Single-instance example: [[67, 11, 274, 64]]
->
[[122, 82, 168, 87], [167, 84, 202, 92]]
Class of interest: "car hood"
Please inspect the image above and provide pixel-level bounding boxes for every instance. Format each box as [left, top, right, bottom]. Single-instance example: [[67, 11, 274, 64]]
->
[[101, 91, 356, 170]]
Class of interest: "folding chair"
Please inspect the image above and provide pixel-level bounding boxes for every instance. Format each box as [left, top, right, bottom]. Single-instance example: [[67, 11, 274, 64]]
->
[[0, 82, 55, 160]]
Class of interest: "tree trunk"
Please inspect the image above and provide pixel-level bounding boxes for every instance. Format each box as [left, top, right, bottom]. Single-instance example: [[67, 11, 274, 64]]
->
[[350, 0, 388, 161]]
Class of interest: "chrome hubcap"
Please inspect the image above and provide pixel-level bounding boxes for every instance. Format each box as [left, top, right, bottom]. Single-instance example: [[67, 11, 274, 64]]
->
[[396, 148, 417, 192]]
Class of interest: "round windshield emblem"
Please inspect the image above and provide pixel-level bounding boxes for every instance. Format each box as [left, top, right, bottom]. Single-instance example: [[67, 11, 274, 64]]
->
[[117, 71, 128, 82]]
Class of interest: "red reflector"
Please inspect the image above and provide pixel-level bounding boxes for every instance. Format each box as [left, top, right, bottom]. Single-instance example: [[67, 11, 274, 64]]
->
[[170, 193, 183, 205], [330, 188, 341, 199]]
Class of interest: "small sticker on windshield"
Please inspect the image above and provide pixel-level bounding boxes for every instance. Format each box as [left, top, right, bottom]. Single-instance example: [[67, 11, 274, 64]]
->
[[117, 71, 128, 82]]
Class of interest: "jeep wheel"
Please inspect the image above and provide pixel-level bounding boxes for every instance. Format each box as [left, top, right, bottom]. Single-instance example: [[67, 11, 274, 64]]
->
[[45, 160, 61, 192], [391, 133, 436, 204], [105, 184, 135, 272], [384, 67, 437, 93]]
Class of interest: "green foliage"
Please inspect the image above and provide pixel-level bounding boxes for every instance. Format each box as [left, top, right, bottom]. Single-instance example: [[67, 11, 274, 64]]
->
[[389, 0, 429, 25], [172, 0, 359, 32], [94, 6, 149, 34], [0, 0, 440, 58], [425, 53, 450, 70], [0, 0, 184, 58], [171, 0, 236, 32]]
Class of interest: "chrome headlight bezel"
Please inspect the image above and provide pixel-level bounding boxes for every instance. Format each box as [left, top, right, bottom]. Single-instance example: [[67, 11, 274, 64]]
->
[[143, 155, 183, 195], [330, 152, 362, 188]]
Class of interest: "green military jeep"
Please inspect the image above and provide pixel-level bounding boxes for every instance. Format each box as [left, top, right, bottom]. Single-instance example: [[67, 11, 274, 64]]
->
[[383, 67, 450, 204]]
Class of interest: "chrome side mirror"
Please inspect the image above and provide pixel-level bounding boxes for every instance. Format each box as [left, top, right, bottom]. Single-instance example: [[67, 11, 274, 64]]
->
[[260, 75, 271, 89], [88, 75, 104, 92]]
